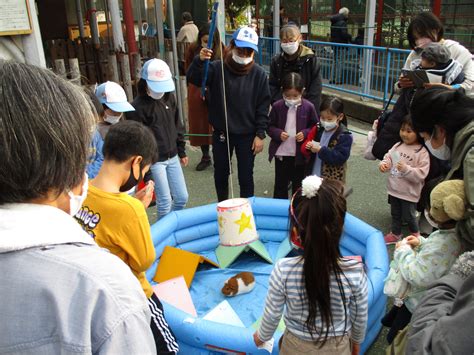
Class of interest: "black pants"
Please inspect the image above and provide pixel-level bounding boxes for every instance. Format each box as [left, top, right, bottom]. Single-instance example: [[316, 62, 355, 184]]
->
[[148, 293, 179, 354], [381, 304, 412, 344], [390, 195, 419, 235], [212, 131, 255, 202], [274, 156, 305, 199]]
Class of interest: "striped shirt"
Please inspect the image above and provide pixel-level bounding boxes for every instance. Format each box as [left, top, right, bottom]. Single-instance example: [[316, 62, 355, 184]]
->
[[257, 256, 368, 344]]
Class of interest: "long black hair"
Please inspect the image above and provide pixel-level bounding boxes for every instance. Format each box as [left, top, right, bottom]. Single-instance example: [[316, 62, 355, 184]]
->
[[281, 72, 304, 93], [290, 179, 349, 345]]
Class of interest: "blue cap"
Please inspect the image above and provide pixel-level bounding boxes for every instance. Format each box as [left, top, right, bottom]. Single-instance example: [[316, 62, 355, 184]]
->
[[95, 81, 135, 112], [232, 26, 259, 53], [141, 58, 175, 93]]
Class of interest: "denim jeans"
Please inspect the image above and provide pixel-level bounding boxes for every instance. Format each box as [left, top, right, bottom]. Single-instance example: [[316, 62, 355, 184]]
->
[[150, 155, 188, 218]]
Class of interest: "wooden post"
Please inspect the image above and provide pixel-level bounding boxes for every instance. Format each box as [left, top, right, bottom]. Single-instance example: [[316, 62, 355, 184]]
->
[[131, 52, 142, 83], [108, 54, 119, 82], [54, 59, 67, 79], [119, 54, 133, 101], [69, 58, 81, 85]]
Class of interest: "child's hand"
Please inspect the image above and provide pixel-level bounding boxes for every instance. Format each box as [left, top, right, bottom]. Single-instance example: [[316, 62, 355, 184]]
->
[[351, 342, 360, 355], [280, 131, 289, 142], [405, 235, 420, 248], [396, 161, 407, 172], [309, 141, 321, 153], [253, 332, 264, 347], [372, 119, 378, 131], [379, 161, 391, 172], [180, 157, 189, 167], [135, 181, 155, 208], [305, 141, 313, 150], [295, 132, 304, 142]]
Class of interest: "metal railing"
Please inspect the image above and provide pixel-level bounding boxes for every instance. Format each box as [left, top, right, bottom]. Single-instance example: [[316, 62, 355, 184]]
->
[[225, 35, 411, 105]]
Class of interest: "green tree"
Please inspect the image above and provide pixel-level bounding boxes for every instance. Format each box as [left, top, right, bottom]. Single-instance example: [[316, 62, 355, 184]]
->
[[225, 0, 250, 29]]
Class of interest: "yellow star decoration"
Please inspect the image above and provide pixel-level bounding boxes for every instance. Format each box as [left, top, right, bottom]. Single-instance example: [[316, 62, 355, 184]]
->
[[234, 212, 253, 234], [218, 216, 224, 229]]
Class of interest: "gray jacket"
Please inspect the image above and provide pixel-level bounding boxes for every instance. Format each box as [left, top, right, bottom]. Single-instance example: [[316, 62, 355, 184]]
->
[[407, 251, 474, 354], [0, 203, 156, 354]]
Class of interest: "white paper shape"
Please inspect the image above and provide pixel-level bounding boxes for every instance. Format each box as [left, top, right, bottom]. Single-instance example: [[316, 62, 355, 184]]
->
[[203, 300, 245, 328], [258, 338, 275, 353], [391, 151, 400, 166]]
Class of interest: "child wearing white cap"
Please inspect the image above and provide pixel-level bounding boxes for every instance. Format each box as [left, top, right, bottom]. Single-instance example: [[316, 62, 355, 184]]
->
[[85, 82, 135, 178], [187, 26, 271, 201], [127, 58, 189, 218]]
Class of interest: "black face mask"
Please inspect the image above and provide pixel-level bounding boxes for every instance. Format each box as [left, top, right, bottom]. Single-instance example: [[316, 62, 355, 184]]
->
[[119, 164, 143, 192]]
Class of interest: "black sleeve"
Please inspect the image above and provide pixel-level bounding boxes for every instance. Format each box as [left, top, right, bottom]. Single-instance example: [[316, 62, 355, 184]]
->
[[173, 95, 186, 158], [255, 72, 271, 136], [186, 55, 216, 88], [125, 101, 148, 126], [306, 57, 322, 115], [269, 56, 282, 104]]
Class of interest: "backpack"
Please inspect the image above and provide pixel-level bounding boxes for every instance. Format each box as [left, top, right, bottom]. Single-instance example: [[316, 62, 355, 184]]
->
[[376, 91, 396, 138]]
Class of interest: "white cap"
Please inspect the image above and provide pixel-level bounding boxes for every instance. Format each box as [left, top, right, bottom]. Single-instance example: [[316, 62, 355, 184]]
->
[[141, 58, 175, 93]]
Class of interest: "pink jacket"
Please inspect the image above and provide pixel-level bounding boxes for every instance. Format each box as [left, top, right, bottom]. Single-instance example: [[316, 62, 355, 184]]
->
[[381, 142, 430, 203]]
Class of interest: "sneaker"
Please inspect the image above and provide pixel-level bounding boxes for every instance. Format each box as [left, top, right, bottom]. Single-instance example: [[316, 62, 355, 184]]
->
[[196, 158, 211, 171], [384, 232, 403, 245]]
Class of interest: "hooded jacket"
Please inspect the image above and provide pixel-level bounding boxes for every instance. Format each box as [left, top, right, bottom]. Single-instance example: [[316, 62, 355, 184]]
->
[[0, 203, 155, 354], [330, 14, 351, 44], [269, 45, 322, 114], [407, 251, 474, 354]]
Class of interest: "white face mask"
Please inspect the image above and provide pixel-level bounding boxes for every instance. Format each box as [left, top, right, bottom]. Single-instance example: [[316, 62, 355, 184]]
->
[[320, 120, 338, 131], [425, 136, 451, 160], [284, 97, 302, 108], [148, 90, 165, 100], [69, 174, 89, 217], [104, 113, 122, 125], [281, 42, 299, 55], [232, 50, 253, 65], [424, 209, 440, 229]]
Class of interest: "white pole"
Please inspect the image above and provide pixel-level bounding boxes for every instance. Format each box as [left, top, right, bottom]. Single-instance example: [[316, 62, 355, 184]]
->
[[167, 0, 184, 125], [107, 0, 125, 52], [22, 0, 46, 67], [362, 0, 376, 97], [217, 0, 225, 44], [273, 0, 280, 54]]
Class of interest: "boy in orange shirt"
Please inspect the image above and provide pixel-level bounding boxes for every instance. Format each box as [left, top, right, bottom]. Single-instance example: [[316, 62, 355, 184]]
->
[[75, 120, 179, 354]]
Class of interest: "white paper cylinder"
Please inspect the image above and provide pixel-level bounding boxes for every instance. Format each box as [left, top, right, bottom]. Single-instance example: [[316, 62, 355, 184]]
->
[[217, 198, 258, 246]]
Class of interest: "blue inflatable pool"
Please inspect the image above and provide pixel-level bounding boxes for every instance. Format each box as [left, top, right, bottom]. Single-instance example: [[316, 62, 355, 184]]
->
[[146, 197, 389, 354]]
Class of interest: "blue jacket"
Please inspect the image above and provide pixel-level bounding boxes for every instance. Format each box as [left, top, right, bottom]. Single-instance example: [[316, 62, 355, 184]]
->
[[86, 129, 104, 179]]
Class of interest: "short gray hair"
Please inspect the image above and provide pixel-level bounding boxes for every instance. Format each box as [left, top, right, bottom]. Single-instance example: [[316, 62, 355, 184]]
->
[[339, 7, 349, 16], [0, 61, 96, 204]]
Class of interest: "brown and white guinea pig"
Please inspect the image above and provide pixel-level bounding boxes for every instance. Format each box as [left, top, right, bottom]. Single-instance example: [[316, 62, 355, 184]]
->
[[221, 272, 255, 297]]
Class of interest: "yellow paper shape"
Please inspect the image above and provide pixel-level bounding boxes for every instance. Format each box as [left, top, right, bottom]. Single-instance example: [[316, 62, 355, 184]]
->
[[153, 246, 219, 288], [234, 212, 253, 234]]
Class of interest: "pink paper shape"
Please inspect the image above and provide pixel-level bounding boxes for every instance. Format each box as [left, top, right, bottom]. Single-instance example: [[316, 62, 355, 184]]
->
[[152, 276, 197, 317]]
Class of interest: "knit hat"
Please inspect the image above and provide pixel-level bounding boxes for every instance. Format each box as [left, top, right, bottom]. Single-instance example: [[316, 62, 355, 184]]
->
[[421, 43, 451, 65]]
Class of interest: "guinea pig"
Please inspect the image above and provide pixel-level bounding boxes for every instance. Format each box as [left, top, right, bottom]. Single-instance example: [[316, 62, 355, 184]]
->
[[221, 272, 255, 297]]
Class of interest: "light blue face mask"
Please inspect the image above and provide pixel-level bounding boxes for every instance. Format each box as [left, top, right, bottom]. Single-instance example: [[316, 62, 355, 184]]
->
[[424, 135, 451, 161]]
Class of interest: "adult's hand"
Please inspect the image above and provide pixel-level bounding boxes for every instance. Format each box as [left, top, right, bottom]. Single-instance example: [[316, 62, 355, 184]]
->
[[295, 132, 305, 143], [398, 75, 415, 89], [252, 136, 264, 155], [199, 48, 213, 61]]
